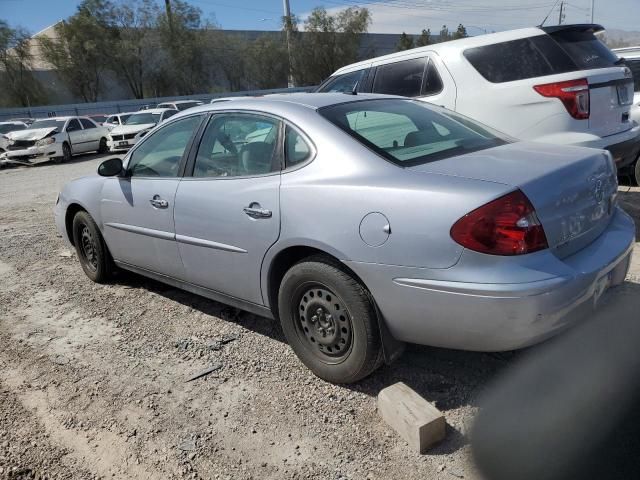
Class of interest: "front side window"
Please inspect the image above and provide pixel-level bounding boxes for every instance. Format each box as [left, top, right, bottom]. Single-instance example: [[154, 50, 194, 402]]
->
[[193, 114, 281, 178], [372, 57, 428, 97], [67, 119, 82, 132], [127, 115, 201, 178], [317, 69, 367, 93], [285, 126, 312, 168], [319, 99, 508, 167], [80, 118, 96, 129]]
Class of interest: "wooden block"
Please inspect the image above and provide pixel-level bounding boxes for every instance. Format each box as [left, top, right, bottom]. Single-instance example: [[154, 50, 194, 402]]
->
[[378, 382, 446, 453]]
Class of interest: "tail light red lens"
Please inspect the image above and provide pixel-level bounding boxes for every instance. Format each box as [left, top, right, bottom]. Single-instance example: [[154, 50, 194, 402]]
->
[[450, 190, 548, 256], [533, 78, 590, 120]]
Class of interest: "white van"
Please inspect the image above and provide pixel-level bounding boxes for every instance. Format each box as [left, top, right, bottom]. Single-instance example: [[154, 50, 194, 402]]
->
[[318, 24, 640, 172]]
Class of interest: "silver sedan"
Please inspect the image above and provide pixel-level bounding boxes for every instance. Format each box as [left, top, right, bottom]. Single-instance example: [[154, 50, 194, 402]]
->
[[54, 93, 635, 383]]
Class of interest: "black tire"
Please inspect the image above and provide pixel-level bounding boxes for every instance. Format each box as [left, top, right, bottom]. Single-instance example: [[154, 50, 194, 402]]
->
[[634, 158, 640, 187], [278, 255, 383, 383], [71, 211, 113, 283], [55, 142, 71, 164], [98, 137, 108, 154]]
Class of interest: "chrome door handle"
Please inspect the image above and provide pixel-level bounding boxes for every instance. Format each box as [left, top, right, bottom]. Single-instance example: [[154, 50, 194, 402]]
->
[[243, 205, 272, 218], [150, 195, 169, 209]]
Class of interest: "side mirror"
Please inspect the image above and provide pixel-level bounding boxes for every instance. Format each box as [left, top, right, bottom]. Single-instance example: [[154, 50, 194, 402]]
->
[[98, 157, 123, 177]]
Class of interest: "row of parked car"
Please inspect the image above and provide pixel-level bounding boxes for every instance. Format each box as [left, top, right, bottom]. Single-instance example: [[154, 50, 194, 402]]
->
[[0, 100, 206, 166], [53, 23, 639, 383]]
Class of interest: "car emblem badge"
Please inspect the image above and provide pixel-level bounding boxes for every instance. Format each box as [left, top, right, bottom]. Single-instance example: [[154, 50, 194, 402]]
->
[[593, 179, 604, 203]]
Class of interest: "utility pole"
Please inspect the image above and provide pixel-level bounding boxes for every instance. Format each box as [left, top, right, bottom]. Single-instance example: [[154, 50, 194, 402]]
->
[[558, 1, 565, 24], [590, 0, 595, 23], [165, 0, 174, 35], [283, 0, 295, 88]]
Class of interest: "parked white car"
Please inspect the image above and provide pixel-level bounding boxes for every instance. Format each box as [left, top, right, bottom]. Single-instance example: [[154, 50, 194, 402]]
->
[[102, 112, 135, 131], [0, 116, 108, 165], [107, 108, 178, 152], [613, 46, 640, 183], [157, 100, 203, 111], [0, 121, 29, 152], [319, 24, 640, 171]]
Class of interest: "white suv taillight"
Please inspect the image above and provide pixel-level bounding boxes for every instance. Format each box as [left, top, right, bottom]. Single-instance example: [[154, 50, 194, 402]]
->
[[533, 78, 590, 120]]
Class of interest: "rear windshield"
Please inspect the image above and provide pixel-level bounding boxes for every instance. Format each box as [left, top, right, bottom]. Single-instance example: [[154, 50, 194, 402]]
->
[[319, 99, 509, 167], [464, 30, 617, 83], [549, 30, 618, 69]]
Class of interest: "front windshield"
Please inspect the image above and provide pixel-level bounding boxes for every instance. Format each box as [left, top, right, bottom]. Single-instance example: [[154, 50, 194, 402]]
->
[[319, 99, 510, 167], [0, 124, 25, 134], [29, 119, 66, 131], [125, 113, 160, 125]]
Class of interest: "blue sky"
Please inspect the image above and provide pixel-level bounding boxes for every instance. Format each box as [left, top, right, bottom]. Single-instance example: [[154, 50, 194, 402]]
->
[[1, 0, 637, 36]]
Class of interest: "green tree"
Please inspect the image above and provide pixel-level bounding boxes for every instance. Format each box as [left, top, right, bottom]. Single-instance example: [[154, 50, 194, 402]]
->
[[0, 21, 47, 107], [246, 35, 288, 89], [453, 24, 467, 39], [396, 32, 414, 51], [110, 0, 160, 99], [39, 0, 117, 102], [290, 7, 370, 86], [416, 28, 431, 47]]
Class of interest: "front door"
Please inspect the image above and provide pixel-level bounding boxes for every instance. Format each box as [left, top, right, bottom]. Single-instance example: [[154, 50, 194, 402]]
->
[[100, 115, 203, 278], [65, 118, 85, 153], [174, 113, 282, 305]]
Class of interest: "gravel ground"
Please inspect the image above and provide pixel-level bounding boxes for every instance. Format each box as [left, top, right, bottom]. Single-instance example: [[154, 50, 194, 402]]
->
[[0, 154, 638, 480]]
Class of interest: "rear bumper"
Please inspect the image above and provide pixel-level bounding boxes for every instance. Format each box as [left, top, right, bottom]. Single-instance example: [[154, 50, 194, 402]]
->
[[346, 207, 635, 352], [604, 134, 640, 170]]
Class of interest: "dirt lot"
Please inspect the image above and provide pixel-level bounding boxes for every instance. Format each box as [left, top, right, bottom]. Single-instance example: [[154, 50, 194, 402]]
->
[[0, 154, 638, 480]]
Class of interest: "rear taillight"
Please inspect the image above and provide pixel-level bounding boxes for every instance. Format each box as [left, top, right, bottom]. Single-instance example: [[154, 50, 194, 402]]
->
[[533, 78, 590, 120], [450, 190, 548, 256]]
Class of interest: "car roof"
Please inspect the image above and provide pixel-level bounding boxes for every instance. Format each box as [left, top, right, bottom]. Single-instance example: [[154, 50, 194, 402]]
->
[[613, 46, 640, 58], [158, 100, 202, 105], [178, 92, 405, 116], [0, 121, 27, 125], [130, 108, 176, 114], [331, 26, 548, 75]]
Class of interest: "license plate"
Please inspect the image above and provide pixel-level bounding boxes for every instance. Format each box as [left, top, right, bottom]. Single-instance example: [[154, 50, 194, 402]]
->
[[593, 271, 612, 306], [617, 83, 632, 105], [118, 141, 129, 147]]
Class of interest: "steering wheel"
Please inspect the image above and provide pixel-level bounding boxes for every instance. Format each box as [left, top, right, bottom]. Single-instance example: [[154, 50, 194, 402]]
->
[[218, 133, 238, 155]]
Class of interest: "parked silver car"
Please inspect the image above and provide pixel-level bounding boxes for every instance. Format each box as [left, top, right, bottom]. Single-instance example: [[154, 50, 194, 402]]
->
[[54, 93, 635, 383]]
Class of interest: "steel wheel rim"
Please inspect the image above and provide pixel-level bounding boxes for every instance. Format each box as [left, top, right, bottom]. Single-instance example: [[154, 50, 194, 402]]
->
[[80, 225, 98, 272], [293, 282, 353, 364]]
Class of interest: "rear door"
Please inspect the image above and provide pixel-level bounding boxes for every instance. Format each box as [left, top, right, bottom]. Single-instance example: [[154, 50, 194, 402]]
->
[[65, 119, 84, 153], [546, 27, 634, 137], [370, 52, 456, 110]]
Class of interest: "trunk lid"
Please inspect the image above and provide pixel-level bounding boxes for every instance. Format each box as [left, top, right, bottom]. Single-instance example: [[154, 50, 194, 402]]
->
[[410, 141, 618, 258], [586, 67, 634, 137]]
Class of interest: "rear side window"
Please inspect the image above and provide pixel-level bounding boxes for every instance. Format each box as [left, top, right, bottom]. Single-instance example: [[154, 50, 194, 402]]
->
[[317, 69, 367, 93], [373, 57, 427, 97], [285, 126, 312, 168], [549, 30, 617, 69], [626, 59, 640, 92], [80, 118, 96, 129], [464, 35, 577, 83]]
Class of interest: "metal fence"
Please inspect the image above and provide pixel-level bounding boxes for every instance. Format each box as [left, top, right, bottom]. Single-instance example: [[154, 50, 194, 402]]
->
[[0, 87, 314, 122]]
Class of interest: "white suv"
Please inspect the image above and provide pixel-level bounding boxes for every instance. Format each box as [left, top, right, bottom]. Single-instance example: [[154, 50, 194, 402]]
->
[[318, 24, 640, 171], [614, 46, 640, 183]]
